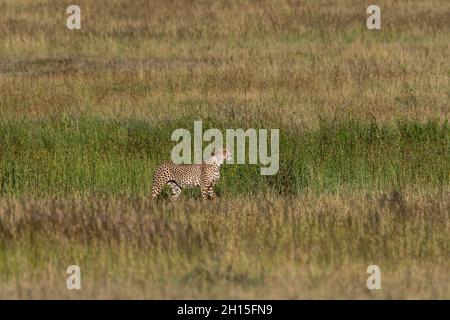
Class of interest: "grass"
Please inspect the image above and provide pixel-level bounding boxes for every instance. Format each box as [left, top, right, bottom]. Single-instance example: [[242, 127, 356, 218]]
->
[[0, 117, 448, 196], [0, 0, 449, 299], [0, 192, 449, 299], [0, 0, 449, 126]]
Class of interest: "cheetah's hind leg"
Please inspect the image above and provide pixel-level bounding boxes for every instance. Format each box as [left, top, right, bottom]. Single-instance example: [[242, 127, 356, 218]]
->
[[150, 179, 164, 199], [167, 181, 182, 200]]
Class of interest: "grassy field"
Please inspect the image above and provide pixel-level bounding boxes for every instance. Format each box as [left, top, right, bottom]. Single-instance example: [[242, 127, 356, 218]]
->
[[0, 0, 449, 299], [0, 118, 449, 196], [0, 193, 449, 299]]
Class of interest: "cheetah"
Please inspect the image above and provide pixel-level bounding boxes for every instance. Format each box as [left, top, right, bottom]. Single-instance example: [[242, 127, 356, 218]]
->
[[150, 148, 232, 200]]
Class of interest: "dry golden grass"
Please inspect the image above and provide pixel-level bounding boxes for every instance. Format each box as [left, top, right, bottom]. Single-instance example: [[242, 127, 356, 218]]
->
[[0, 0, 449, 127], [0, 191, 449, 299]]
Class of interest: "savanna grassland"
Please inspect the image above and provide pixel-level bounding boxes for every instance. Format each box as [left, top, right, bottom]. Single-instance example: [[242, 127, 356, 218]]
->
[[0, 0, 449, 299]]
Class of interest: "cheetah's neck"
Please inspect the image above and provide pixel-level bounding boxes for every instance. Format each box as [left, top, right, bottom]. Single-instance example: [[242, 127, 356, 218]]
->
[[204, 155, 224, 166]]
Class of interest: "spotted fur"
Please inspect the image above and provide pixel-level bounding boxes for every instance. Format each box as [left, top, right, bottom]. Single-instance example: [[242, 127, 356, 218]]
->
[[151, 149, 232, 200]]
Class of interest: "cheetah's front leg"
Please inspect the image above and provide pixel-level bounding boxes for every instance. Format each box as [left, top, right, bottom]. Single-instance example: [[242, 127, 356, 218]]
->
[[201, 184, 216, 200]]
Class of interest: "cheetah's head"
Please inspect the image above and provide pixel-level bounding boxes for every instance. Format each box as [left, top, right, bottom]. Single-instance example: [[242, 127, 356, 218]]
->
[[210, 148, 232, 165]]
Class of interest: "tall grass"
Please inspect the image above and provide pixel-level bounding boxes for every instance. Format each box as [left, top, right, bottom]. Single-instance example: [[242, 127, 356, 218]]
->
[[0, 117, 448, 196], [0, 192, 448, 299], [1, 1, 449, 124]]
